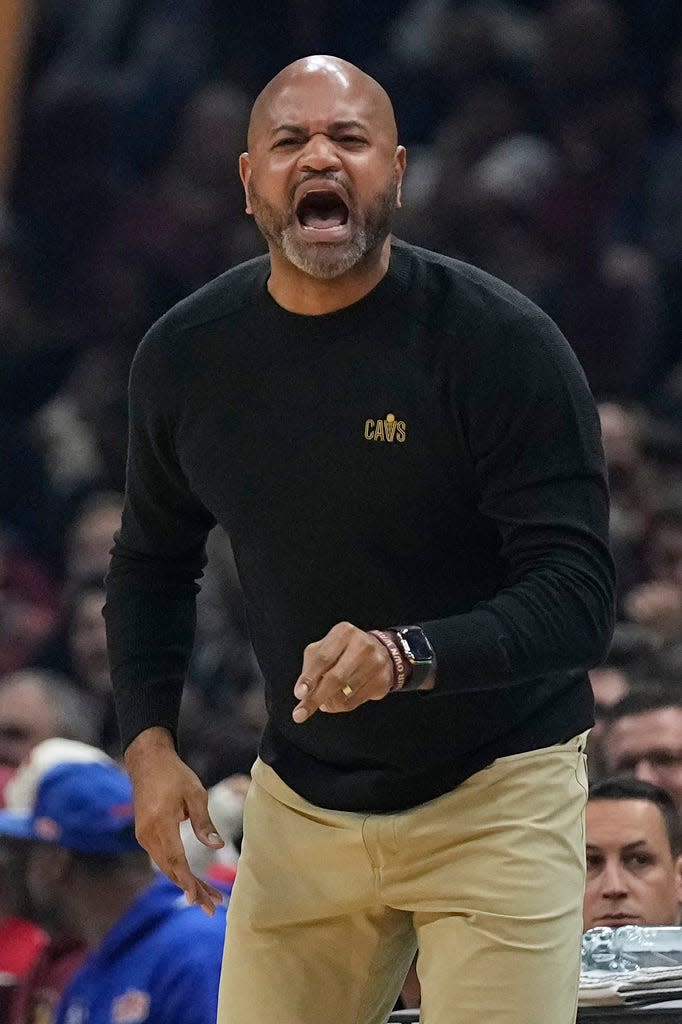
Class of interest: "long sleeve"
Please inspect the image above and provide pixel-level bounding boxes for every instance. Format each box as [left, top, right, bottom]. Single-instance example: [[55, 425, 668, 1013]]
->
[[423, 306, 616, 691], [104, 326, 215, 752]]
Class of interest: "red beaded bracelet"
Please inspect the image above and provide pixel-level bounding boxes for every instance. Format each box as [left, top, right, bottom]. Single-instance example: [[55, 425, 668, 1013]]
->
[[368, 629, 407, 691]]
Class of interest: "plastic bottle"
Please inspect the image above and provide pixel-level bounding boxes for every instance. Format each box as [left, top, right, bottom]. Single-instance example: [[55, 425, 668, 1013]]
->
[[582, 926, 682, 972]]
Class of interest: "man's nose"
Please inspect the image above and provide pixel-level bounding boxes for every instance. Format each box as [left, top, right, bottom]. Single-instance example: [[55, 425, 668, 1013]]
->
[[600, 859, 629, 897], [299, 134, 342, 172], [634, 759, 661, 785]]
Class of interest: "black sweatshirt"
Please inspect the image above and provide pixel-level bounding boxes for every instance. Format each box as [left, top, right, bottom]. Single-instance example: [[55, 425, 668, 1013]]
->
[[104, 239, 615, 812]]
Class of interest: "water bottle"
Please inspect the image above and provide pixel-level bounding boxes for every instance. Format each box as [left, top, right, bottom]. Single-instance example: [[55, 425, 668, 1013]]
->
[[582, 926, 682, 972]]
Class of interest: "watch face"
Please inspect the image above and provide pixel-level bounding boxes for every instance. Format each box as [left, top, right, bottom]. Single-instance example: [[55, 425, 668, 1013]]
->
[[401, 628, 433, 663]]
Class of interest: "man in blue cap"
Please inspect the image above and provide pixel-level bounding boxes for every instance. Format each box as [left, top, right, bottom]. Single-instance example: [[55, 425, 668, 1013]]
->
[[0, 753, 228, 1024]]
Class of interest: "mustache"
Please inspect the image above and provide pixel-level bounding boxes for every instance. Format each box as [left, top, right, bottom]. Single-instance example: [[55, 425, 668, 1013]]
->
[[288, 172, 353, 207]]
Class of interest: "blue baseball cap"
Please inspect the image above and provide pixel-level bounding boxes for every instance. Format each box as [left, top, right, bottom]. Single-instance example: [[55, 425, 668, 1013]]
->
[[0, 760, 141, 855]]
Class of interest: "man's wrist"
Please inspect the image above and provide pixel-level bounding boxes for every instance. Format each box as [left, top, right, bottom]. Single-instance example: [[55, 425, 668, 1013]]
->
[[368, 630, 408, 690], [388, 625, 437, 691], [124, 726, 176, 772]]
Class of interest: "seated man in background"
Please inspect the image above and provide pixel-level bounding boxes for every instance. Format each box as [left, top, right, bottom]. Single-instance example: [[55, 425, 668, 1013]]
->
[[4, 739, 111, 1024], [585, 624, 663, 781], [0, 668, 101, 772], [0, 744, 228, 1024], [584, 776, 682, 932], [603, 686, 682, 812]]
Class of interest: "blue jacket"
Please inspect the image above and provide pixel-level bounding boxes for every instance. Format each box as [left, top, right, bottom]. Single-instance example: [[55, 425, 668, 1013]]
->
[[54, 875, 228, 1024]]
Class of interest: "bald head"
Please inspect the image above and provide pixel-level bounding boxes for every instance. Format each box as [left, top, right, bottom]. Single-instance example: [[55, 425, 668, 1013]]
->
[[247, 55, 397, 150]]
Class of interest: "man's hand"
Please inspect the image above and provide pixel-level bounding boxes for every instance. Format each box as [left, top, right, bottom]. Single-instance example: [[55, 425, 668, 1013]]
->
[[124, 727, 224, 915], [292, 621, 394, 723]]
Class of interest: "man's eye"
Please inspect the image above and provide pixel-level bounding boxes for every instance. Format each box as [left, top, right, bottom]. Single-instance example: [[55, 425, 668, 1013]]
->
[[650, 752, 680, 767], [626, 854, 652, 867], [339, 135, 367, 145], [586, 856, 602, 872], [273, 138, 301, 148]]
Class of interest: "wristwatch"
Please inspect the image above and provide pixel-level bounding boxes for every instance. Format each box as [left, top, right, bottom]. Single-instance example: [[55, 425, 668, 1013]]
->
[[390, 625, 436, 690]]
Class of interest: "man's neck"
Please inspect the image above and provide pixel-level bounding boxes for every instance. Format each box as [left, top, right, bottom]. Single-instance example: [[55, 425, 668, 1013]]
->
[[266, 238, 391, 315]]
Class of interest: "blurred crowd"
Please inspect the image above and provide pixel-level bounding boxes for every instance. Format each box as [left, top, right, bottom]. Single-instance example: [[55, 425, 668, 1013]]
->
[[1, 0, 682, 1019]]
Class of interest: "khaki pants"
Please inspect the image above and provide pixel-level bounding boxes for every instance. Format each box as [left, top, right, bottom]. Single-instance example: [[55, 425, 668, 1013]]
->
[[217, 733, 589, 1024]]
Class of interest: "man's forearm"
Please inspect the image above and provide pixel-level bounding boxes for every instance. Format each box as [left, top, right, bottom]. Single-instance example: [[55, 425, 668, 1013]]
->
[[104, 565, 197, 751]]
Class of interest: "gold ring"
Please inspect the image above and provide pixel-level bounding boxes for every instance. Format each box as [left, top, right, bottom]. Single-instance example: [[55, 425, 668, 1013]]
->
[[341, 683, 354, 698]]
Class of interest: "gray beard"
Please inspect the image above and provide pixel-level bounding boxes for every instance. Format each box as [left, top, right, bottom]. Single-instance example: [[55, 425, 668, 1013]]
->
[[248, 178, 398, 281], [279, 224, 369, 280]]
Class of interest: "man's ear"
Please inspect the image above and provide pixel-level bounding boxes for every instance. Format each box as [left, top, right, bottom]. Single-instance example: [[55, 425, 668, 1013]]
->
[[239, 153, 253, 214], [394, 146, 407, 209]]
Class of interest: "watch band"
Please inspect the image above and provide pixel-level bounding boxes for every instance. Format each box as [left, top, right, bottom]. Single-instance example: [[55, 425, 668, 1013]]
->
[[389, 625, 436, 691]]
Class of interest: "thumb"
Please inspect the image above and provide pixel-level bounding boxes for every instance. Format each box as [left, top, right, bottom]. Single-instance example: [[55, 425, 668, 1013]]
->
[[193, 817, 225, 849], [187, 795, 224, 849]]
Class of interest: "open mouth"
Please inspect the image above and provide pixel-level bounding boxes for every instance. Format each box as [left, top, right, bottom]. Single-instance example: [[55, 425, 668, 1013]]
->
[[296, 190, 349, 230]]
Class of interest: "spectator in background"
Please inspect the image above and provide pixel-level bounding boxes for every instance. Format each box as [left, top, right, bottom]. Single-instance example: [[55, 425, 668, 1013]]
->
[[37, 582, 119, 756], [1, 738, 112, 1024], [62, 585, 110, 697], [0, 528, 58, 676], [10, 0, 220, 306], [109, 83, 261, 305], [525, 1, 669, 399], [642, 501, 682, 585], [584, 776, 682, 931], [587, 625, 664, 781], [32, 376, 122, 518], [625, 502, 682, 641], [377, 3, 535, 146], [0, 669, 100, 772], [0, 750, 227, 1024], [533, 79, 664, 400], [394, 1, 670, 405], [395, 77, 544, 260], [589, 625, 664, 714], [603, 687, 682, 811], [598, 402, 660, 604], [33, 346, 132, 502], [63, 492, 123, 586]]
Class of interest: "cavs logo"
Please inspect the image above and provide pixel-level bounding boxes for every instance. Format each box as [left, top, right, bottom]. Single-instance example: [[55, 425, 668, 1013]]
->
[[363, 412, 406, 443]]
